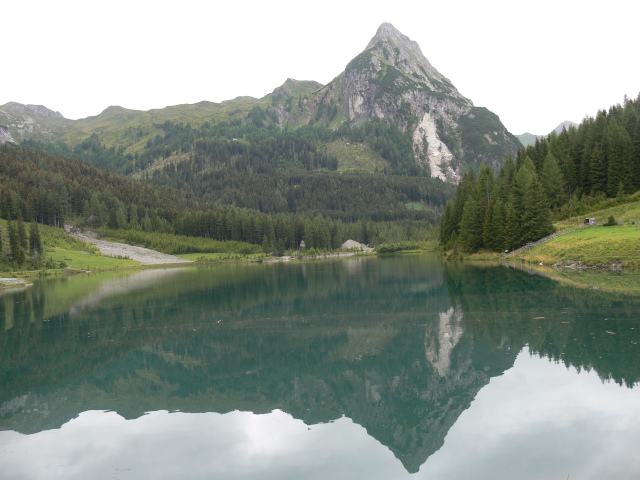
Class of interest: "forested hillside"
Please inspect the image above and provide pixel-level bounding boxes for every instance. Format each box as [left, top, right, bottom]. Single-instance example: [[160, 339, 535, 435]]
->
[[17, 111, 453, 225], [0, 143, 450, 269], [440, 94, 640, 253]]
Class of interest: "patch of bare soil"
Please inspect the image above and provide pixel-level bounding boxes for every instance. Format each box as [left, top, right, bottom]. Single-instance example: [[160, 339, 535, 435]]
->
[[65, 225, 191, 265]]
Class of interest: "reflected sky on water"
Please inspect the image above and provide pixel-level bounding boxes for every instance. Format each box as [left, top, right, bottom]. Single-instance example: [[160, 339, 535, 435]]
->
[[1, 256, 639, 479]]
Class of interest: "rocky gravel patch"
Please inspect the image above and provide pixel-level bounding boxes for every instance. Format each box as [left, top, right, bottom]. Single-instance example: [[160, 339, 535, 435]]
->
[[65, 226, 191, 265]]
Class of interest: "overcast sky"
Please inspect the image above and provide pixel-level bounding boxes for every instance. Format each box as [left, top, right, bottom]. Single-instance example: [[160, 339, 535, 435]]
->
[[2, 0, 638, 134]]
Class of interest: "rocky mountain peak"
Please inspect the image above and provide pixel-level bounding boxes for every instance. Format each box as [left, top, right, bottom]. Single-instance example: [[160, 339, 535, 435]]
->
[[1, 102, 64, 119], [269, 23, 519, 184], [366, 22, 406, 48], [364, 22, 456, 92], [25, 104, 64, 119]]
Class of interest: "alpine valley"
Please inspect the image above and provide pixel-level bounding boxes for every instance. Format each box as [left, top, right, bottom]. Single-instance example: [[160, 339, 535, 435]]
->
[[0, 23, 528, 262]]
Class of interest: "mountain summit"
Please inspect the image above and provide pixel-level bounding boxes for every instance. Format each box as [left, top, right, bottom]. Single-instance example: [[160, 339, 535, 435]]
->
[[364, 22, 455, 91], [0, 24, 520, 184], [271, 23, 520, 182]]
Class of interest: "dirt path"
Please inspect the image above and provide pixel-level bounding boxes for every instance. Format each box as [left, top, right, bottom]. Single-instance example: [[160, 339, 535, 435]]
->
[[65, 226, 191, 265]]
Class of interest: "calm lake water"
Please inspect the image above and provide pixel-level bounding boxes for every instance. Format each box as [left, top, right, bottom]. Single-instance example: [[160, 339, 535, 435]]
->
[[1, 255, 639, 479]]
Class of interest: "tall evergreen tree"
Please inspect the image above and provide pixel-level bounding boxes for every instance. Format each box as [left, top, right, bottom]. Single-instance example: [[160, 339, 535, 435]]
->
[[503, 201, 519, 251], [488, 199, 505, 252], [17, 219, 28, 252], [8, 221, 24, 265], [439, 200, 454, 247], [540, 152, 565, 207], [29, 221, 43, 262], [520, 177, 554, 244], [459, 197, 482, 252], [605, 118, 633, 196], [589, 143, 607, 194]]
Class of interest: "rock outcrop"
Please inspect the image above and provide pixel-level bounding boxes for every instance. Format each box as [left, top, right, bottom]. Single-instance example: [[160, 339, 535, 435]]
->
[[269, 23, 521, 183], [0, 101, 67, 144]]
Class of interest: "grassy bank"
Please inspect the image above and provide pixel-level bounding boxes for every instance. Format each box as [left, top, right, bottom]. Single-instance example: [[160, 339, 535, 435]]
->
[[0, 220, 139, 285], [516, 194, 640, 269], [518, 225, 639, 268]]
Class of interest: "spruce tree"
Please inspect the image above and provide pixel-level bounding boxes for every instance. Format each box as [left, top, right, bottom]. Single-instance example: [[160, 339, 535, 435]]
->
[[8, 221, 24, 265], [589, 143, 607, 194], [439, 201, 454, 247], [482, 199, 495, 250], [29, 222, 42, 263], [605, 118, 633, 196], [632, 119, 640, 191], [521, 177, 554, 244], [540, 152, 565, 207], [459, 197, 481, 253], [17, 219, 28, 252], [489, 199, 506, 252], [503, 201, 519, 251]]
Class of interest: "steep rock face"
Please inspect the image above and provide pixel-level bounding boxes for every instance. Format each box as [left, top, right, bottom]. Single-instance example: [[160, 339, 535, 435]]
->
[[0, 102, 67, 144], [0, 125, 14, 143], [270, 23, 520, 183]]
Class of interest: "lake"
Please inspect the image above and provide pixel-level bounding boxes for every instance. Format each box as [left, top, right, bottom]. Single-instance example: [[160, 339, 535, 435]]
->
[[1, 255, 639, 479]]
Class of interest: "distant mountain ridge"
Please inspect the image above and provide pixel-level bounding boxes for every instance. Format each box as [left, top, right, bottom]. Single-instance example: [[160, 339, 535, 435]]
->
[[1, 23, 522, 184], [516, 120, 579, 147]]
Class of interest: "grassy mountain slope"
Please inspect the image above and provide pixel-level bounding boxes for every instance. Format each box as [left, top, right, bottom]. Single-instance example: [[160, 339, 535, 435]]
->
[[517, 192, 640, 268]]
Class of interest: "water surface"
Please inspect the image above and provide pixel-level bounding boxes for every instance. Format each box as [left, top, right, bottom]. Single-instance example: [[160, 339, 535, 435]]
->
[[1, 256, 639, 479]]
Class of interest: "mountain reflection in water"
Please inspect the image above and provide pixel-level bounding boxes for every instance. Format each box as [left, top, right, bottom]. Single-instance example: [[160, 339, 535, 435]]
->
[[1, 256, 639, 478]]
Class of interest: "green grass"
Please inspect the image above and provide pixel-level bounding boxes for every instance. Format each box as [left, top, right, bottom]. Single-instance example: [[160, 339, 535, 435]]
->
[[63, 98, 262, 155], [515, 192, 640, 269], [405, 202, 430, 211], [100, 228, 263, 255], [0, 220, 139, 276], [521, 225, 640, 268], [555, 193, 640, 230], [47, 246, 139, 270], [178, 252, 267, 263], [325, 139, 389, 173]]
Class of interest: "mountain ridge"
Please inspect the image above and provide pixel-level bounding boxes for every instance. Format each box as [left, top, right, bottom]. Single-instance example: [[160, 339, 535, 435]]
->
[[0, 23, 521, 184]]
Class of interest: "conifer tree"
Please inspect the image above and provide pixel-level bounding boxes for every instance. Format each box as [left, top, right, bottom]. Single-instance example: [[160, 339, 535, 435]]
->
[[605, 118, 633, 196], [459, 197, 481, 252], [439, 200, 454, 247], [489, 199, 506, 252], [540, 152, 565, 207], [520, 177, 554, 244], [632, 119, 640, 191], [29, 222, 43, 260], [503, 202, 519, 251], [589, 143, 607, 194], [482, 199, 495, 250], [497, 155, 516, 201], [17, 219, 28, 252], [8, 221, 24, 265], [450, 171, 476, 237]]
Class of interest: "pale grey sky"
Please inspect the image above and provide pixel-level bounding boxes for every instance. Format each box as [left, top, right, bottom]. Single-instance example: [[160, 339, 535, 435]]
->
[[2, 0, 638, 134]]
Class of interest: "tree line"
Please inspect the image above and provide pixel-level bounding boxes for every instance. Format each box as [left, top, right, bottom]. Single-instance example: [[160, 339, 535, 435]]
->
[[517, 93, 640, 207], [0, 144, 446, 256], [439, 158, 554, 252], [440, 93, 640, 253], [0, 219, 43, 268]]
